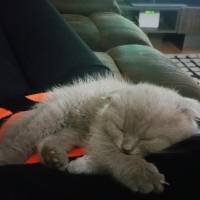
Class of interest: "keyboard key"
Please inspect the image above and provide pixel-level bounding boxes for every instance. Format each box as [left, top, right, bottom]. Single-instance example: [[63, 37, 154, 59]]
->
[[180, 68, 189, 72], [191, 68, 200, 72], [184, 72, 194, 77], [192, 59, 200, 63], [176, 62, 185, 67], [188, 54, 198, 59], [196, 62, 200, 67], [180, 58, 191, 63], [166, 54, 175, 59], [171, 58, 179, 63], [195, 71, 200, 76], [176, 54, 187, 59], [185, 63, 196, 68]]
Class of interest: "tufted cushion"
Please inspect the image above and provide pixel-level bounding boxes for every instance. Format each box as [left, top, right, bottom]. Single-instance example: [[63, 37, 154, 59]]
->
[[94, 52, 122, 78], [106, 44, 200, 100], [63, 13, 152, 51], [63, 14, 100, 50], [90, 13, 152, 50], [50, 0, 121, 15]]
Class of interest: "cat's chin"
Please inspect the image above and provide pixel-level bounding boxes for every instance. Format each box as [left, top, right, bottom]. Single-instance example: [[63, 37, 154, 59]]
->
[[119, 151, 145, 158], [127, 148, 147, 157]]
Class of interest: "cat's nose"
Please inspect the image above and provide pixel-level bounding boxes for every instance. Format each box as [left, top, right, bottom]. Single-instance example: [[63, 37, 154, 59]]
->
[[121, 142, 134, 155], [121, 147, 131, 155], [121, 137, 138, 155]]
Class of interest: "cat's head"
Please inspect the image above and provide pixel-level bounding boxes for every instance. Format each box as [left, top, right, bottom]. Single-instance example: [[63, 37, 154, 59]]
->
[[97, 83, 200, 156]]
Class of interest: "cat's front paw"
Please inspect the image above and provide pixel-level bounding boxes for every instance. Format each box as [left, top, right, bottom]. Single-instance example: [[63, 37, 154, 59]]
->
[[67, 156, 95, 174], [39, 146, 68, 171], [122, 162, 166, 194], [135, 163, 166, 193]]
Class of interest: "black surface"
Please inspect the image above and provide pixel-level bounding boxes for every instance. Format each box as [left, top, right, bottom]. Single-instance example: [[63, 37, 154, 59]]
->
[[0, 136, 200, 200]]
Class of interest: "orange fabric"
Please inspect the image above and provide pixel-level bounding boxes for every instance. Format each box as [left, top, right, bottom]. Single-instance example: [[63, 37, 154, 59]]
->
[[0, 108, 13, 119], [25, 92, 49, 102], [0, 101, 85, 164], [0, 112, 26, 139]]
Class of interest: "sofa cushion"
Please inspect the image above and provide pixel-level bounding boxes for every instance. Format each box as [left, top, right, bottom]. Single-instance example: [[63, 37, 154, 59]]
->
[[63, 14, 100, 50], [50, 0, 121, 15], [90, 13, 152, 50], [63, 13, 152, 51], [107, 44, 200, 100], [94, 52, 122, 78]]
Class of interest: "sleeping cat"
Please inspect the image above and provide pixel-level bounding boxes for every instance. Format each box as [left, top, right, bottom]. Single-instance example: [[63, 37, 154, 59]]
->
[[0, 74, 199, 194]]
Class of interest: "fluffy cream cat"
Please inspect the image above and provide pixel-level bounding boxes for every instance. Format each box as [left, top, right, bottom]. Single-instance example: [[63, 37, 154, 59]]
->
[[0, 74, 199, 194]]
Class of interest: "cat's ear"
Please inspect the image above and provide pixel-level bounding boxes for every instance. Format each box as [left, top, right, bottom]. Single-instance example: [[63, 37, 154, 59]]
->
[[181, 97, 200, 120], [99, 91, 121, 115], [100, 90, 121, 104]]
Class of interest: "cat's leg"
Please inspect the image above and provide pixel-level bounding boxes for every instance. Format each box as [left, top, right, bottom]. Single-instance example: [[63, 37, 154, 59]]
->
[[0, 99, 68, 165], [68, 146, 165, 193], [109, 154, 166, 193], [38, 128, 83, 171], [85, 133, 166, 194], [0, 110, 39, 165]]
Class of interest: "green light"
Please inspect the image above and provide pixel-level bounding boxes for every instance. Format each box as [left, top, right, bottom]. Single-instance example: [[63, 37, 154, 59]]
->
[[144, 10, 156, 14]]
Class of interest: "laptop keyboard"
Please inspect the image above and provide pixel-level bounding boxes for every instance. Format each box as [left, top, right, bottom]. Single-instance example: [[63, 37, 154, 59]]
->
[[165, 54, 200, 85]]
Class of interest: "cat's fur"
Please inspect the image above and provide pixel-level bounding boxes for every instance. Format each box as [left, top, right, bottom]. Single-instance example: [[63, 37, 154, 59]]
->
[[0, 74, 200, 193]]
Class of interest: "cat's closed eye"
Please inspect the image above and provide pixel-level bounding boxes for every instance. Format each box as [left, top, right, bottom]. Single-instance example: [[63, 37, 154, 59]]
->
[[121, 136, 158, 155]]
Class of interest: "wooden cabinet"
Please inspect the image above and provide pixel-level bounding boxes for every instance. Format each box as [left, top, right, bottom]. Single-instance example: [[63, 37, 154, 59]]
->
[[177, 7, 200, 34], [119, 2, 200, 50], [120, 3, 200, 34]]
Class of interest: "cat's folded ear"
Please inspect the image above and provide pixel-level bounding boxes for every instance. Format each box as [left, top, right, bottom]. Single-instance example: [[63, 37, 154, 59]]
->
[[99, 90, 121, 115], [100, 90, 121, 103], [182, 97, 200, 120]]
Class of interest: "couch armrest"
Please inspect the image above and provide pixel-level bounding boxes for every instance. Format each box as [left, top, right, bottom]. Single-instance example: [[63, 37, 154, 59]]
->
[[50, 0, 121, 15]]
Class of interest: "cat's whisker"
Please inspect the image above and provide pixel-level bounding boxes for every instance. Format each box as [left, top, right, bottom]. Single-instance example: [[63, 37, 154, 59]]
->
[[160, 180, 170, 186]]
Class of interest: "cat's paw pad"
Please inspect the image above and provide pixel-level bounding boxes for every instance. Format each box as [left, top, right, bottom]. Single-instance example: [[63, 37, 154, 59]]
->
[[133, 163, 166, 194], [40, 146, 68, 171], [138, 171, 165, 193]]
